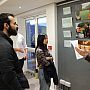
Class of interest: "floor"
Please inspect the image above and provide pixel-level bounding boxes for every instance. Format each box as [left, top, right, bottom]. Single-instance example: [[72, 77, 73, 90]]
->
[[25, 78, 39, 90], [24, 71, 59, 90]]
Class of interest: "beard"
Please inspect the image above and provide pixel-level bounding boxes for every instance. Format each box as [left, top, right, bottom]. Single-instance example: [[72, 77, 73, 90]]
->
[[7, 25, 18, 36]]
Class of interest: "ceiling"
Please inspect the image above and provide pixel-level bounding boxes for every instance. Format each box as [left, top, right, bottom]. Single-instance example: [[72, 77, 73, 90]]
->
[[0, 0, 65, 16]]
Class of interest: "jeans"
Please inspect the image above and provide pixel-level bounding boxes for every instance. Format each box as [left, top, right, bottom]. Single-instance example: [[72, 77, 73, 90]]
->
[[38, 69, 50, 90]]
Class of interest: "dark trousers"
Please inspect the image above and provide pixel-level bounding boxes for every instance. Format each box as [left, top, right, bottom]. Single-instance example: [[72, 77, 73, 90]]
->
[[18, 58, 25, 73], [17, 58, 29, 89], [0, 71, 23, 90]]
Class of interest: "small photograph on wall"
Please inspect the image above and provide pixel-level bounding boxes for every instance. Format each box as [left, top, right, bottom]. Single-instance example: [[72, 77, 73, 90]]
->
[[62, 17, 72, 28], [75, 2, 90, 20], [63, 7, 71, 15], [64, 40, 71, 47], [63, 30, 71, 38], [76, 22, 90, 38]]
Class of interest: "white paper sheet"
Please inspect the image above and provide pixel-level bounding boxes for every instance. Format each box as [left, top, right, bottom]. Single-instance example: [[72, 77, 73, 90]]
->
[[71, 40, 83, 60], [64, 40, 71, 47], [63, 7, 71, 15], [62, 17, 72, 28], [63, 30, 71, 37]]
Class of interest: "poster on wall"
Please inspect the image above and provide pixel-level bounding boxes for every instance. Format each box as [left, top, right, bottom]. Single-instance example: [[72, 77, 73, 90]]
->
[[62, 17, 73, 28], [63, 30, 71, 37], [63, 7, 71, 15], [76, 22, 90, 38], [64, 40, 71, 47], [75, 2, 90, 20]]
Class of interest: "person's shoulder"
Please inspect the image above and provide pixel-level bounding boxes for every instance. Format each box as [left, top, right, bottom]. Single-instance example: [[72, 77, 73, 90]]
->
[[18, 33, 24, 38]]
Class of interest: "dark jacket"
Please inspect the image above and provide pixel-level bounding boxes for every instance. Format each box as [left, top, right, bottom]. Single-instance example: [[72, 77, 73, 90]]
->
[[0, 31, 23, 90], [43, 61, 58, 85], [36, 48, 58, 85]]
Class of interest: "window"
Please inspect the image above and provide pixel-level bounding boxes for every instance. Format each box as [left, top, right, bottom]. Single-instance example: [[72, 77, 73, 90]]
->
[[25, 16, 47, 71]]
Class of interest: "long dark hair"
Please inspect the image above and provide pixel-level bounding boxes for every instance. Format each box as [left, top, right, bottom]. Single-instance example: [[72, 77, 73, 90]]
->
[[35, 34, 48, 53]]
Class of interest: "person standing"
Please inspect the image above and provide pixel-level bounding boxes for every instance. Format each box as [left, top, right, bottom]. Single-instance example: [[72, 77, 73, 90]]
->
[[0, 13, 23, 90], [11, 28, 29, 89], [11, 31, 28, 73], [35, 34, 58, 90]]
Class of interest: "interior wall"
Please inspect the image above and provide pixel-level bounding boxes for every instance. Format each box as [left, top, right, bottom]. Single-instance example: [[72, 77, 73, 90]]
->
[[57, 0, 90, 90], [16, 3, 58, 72], [46, 3, 58, 71]]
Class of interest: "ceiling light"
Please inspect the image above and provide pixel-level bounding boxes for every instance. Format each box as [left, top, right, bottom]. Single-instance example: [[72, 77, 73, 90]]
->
[[19, 6, 21, 9], [0, 0, 8, 6]]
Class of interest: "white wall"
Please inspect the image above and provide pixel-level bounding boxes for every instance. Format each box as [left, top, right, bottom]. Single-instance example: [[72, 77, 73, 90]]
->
[[46, 3, 58, 71], [16, 3, 58, 72]]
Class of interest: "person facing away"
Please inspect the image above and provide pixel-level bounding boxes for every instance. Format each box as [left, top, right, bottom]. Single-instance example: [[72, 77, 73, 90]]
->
[[35, 34, 58, 90], [0, 13, 23, 90]]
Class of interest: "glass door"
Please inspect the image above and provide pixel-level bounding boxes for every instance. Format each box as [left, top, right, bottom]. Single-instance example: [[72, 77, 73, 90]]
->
[[26, 16, 47, 71], [38, 17, 47, 34]]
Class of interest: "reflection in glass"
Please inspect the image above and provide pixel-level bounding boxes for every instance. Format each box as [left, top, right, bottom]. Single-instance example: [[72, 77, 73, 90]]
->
[[25, 17, 47, 71], [26, 19, 35, 48], [27, 51, 36, 71], [26, 19, 36, 71], [38, 17, 47, 34]]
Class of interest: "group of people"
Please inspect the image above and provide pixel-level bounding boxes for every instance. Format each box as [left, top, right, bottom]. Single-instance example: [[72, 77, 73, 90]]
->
[[2, 12, 90, 90], [0, 12, 58, 90], [0, 13, 29, 90]]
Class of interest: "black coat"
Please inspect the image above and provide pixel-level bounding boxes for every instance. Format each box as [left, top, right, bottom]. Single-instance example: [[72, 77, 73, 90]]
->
[[0, 31, 23, 90], [43, 61, 58, 85]]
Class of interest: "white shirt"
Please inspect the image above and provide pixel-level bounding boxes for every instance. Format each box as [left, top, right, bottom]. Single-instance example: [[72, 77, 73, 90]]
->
[[11, 33, 27, 59]]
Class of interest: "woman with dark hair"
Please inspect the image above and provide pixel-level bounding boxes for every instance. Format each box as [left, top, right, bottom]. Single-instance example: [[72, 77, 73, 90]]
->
[[35, 34, 58, 90]]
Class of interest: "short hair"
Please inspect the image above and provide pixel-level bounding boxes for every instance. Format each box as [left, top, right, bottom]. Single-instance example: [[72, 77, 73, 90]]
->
[[0, 13, 14, 30]]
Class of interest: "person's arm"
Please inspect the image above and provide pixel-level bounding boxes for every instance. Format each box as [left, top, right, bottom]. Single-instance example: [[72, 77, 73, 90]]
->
[[24, 48, 28, 59], [36, 49, 50, 66], [14, 48, 24, 53], [22, 35, 28, 59], [46, 50, 53, 61], [75, 47, 89, 56]]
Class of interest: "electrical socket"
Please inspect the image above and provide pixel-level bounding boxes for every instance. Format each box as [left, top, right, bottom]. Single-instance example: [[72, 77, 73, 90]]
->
[[60, 79, 71, 87], [60, 79, 65, 85], [65, 81, 71, 87]]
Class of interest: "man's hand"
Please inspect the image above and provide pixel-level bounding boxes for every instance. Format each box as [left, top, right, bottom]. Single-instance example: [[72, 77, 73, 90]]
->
[[14, 48, 24, 53], [46, 57, 53, 61], [75, 47, 88, 56]]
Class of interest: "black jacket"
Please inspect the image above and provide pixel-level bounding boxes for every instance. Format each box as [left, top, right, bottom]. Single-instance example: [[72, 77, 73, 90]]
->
[[0, 31, 23, 90], [43, 61, 58, 85]]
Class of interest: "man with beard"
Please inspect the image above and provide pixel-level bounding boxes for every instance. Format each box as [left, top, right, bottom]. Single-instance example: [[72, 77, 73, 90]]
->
[[0, 13, 23, 90]]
